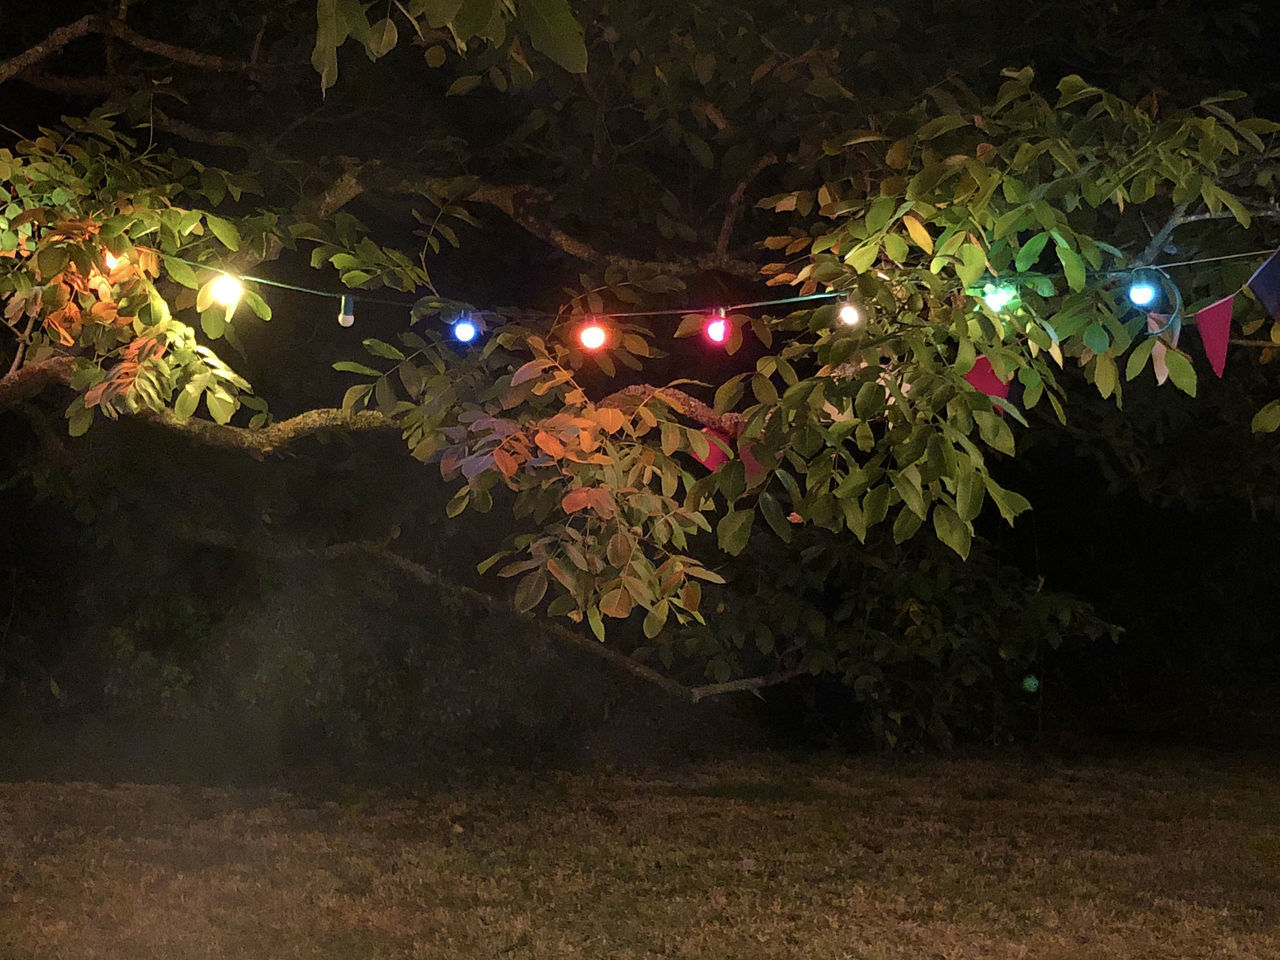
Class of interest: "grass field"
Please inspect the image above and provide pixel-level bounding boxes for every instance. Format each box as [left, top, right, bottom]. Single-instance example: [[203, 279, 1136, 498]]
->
[[1, 749, 1278, 959]]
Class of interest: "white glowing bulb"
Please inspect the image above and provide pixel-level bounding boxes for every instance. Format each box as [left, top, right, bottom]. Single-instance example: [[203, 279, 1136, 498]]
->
[[839, 302, 861, 326], [103, 251, 121, 271], [210, 274, 243, 307]]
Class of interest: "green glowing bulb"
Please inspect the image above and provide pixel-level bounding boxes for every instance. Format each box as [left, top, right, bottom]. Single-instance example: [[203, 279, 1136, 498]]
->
[[983, 284, 1015, 312], [1022, 674, 1040, 694]]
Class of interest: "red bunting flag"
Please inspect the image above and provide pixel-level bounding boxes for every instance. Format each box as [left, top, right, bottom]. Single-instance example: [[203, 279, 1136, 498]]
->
[[1194, 294, 1234, 378], [1248, 248, 1280, 318], [964, 355, 1010, 401]]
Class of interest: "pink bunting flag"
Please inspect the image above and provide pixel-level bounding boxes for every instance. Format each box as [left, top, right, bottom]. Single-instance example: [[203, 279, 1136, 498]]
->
[[964, 355, 1010, 401], [1194, 294, 1234, 378], [693, 428, 731, 471]]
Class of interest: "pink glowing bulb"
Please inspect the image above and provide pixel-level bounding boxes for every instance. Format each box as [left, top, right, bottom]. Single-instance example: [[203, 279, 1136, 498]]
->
[[706, 317, 728, 344]]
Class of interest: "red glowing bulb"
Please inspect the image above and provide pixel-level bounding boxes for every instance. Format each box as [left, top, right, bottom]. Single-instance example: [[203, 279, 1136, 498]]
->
[[579, 322, 608, 350], [705, 317, 728, 344]]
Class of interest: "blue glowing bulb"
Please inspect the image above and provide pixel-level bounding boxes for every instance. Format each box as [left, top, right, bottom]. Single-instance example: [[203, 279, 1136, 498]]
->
[[1128, 281, 1158, 307], [454, 320, 478, 343]]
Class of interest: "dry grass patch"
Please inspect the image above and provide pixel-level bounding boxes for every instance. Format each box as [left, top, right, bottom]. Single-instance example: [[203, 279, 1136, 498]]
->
[[1, 750, 1277, 958]]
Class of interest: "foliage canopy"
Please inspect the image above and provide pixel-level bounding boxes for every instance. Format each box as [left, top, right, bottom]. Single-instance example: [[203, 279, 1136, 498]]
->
[[3, 0, 1279, 741]]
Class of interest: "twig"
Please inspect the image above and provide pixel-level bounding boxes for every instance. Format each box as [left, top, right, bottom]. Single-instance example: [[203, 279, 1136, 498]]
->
[[1136, 204, 1189, 266], [716, 153, 777, 259]]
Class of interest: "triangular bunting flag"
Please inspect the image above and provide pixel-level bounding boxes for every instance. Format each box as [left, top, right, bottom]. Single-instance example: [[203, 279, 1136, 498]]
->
[[964, 355, 1010, 401], [1195, 294, 1234, 378], [1248, 248, 1280, 318]]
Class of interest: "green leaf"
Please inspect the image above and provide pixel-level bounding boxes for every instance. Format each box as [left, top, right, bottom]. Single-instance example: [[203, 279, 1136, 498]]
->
[[893, 507, 923, 543], [587, 605, 605, 641], [957, 243, 987, 286], [519, 0, 588, 73], [1252, 400, 1280, 433], [716, 509, 754, 556], [642, 601, 669, 640], [892, 466, 927, 520], [973, 409, 1015, 456], [66, 402, 93, 438], [983, 476, 1031, 524], [36, 244, 69, 279], [424, 0, 465, 28], [204, 214, 240, 252], [1163, 349, 1197, 397], [1055, 243, 1085, 292], [1082, 323, 1110, 355], [1015, 232, 1050, 273], [758, 492, 792, 543], [363, 337, 406, 360], [333, 360, 383, 376], [205, 389, 236, 424], [1125, 337, 1156, 380], [368, 16, 398, 57], [447, 75, 482, 96], [312, 0, 341, 91], [932, 503, 972, 559], [164, 256, 199, 289], [200, 309, 226, 340], [513, 570, 548, 613], [956, 471, 984, 522]]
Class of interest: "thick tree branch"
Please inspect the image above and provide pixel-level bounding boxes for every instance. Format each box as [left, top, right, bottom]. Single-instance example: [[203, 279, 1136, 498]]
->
[[1138, 203, 1280, 265], [0, 14, 287, 89], [175, 527, 795, 703], [393, 177, 762, 280], [0, 357, 75, 412], [600, 384, 742, 435], [0, 15, 102, 86], [139, 407, 397, 456], [13, 69, 123, 97], [101, 20, 259, 74]]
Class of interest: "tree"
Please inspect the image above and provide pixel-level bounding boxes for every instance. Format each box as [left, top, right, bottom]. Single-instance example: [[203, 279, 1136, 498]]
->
[[2, 1, 1277, 738]]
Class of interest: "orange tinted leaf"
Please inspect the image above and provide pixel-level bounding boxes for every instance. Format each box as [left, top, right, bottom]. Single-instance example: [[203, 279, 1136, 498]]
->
[[535, 430, 566, 458], [599, 586, 633, 618], [593, 407, 626, 433], [493, 448, 519, 478]]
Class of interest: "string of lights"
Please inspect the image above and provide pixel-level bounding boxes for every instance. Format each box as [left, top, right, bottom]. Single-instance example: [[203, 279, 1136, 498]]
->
[[160, 244, 1277, 351]]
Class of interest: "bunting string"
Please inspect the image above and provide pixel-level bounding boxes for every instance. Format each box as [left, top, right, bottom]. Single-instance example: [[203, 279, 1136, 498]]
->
[[153, 245, 1280, 382]]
